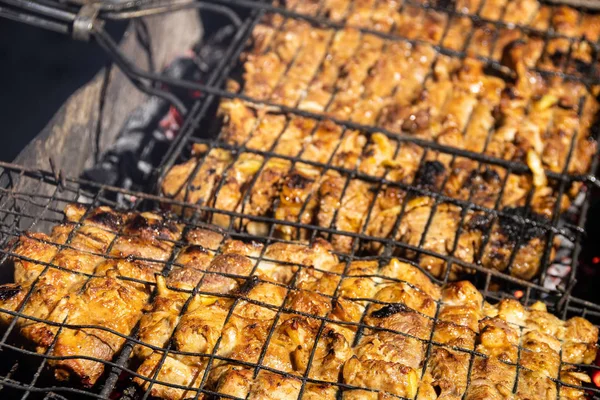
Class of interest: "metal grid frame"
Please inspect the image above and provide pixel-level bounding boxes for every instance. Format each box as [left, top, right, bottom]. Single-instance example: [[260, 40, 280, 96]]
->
[[0, 0, 599, 398], [138, 0, 600, 295], [0, 162, 598, 399]]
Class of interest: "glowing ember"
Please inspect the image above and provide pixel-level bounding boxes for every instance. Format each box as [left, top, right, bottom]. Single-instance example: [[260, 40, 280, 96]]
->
[[592, 370, 600, 388], [514, 290, 524, 299], [593, 256, 600, 264]]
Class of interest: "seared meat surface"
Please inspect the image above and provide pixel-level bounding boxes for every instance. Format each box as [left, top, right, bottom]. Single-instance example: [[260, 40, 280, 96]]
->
[[0, 204, 183, 386], [163, 139, 560, 281], [0, 206, 596, 398], [133, 237, 597, 400], [161, 0, 600, 283]]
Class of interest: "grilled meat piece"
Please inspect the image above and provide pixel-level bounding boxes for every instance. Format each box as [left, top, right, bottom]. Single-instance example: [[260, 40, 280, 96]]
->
[[257, 238, 338, 284], [212, 152, 265, 229], [465, 356, 517, 400], [262, 313, 322, 374], [246, 113, 287, 151], [275, 163, 322, 241], [363, 186, 407, 254], [395, 199, 483, 278], [299, 28, 362, 113], [477, 317, 519, 363], [320, 0, 353, 22], [331, 130, 367, 170], [302, 121, 346, 165], [316, 169, 346, 233], [330, 179, 375, 253], [273, 116, 318, 157], [47, 265, 152, 386], [379, 258, 441, 300], [217, 99, 257, 146], [135, 352, 206, 400], [161, 147, 234, 218], [343, 355, 419, 398], [135, 276, 188, 361], [242, 18, 311, 101], [480, 206, 552, 280], [328, 34, 385, 120], [242, 157, 292, 236], [271, 27, 334, 107]]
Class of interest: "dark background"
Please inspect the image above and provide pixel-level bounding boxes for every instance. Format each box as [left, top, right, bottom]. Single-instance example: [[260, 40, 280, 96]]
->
[[0, 9, 233, 163], [0, 19, 126, 162]]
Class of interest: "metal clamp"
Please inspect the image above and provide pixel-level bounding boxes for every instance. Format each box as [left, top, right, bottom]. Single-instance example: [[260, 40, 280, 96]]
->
[[73, 3, 101, 41]]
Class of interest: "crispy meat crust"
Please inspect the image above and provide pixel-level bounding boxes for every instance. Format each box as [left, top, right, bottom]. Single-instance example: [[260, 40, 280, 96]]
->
[[1, 206, 596, 399], [161, 0, 600, 283], [132, 237, 596, 400], [0, 205, 183, 386]]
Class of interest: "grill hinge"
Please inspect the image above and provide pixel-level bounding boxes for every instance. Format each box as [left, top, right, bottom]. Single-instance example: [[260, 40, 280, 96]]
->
[[72, 3, 102, 41]]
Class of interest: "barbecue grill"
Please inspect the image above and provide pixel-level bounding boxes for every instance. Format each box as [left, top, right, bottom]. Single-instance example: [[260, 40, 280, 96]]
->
[[155, 0, 600, 288], [0, 162, 599, 399], [2, 0, 600, 398]]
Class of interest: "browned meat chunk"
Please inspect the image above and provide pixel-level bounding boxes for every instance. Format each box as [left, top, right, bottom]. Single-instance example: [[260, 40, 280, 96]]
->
[[2, 209, 597, 399]]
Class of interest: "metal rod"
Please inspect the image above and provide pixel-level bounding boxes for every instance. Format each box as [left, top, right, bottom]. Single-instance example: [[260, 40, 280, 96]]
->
[[104, 1, 243, 27], [93, 25, 189, 114], [0, 0, 75, 22], [0, 5, 70, 34]]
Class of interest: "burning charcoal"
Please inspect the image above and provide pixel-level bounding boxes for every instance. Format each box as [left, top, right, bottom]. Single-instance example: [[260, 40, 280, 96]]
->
[[81, 25, 238, 207]]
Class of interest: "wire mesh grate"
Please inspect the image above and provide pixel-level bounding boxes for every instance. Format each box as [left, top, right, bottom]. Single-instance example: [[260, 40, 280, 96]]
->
[[0, 163, 598, 399], [0, 0, 600, 398], [151, 0, 600, 295]]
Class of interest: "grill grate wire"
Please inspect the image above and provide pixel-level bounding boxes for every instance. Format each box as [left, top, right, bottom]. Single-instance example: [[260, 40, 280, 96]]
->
[[0, 0, 600, 398], [140, 0, 600, 291], [0, 162, 598, 398]]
